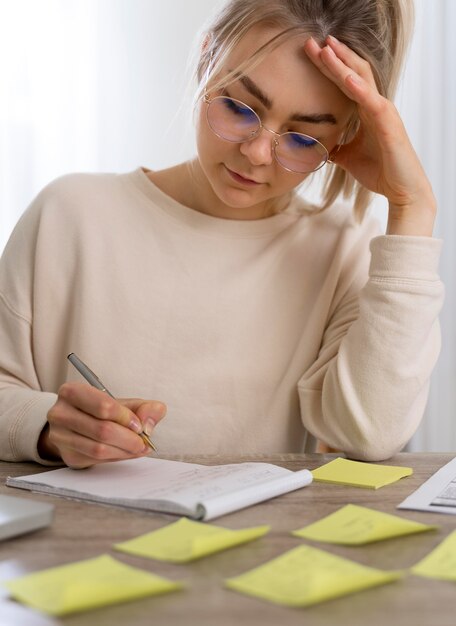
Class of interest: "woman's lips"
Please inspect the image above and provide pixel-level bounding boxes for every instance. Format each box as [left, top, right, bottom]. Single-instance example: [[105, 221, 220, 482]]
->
[[225, 166, 262, 186]]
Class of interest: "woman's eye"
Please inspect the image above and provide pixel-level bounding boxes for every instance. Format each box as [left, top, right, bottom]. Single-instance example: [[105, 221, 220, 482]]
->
[[222, 98, 256, 119], [288, 133, 318, 148]]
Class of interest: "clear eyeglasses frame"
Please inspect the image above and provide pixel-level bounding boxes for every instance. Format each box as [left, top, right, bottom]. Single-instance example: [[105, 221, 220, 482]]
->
[[203, 92, 334, 174]]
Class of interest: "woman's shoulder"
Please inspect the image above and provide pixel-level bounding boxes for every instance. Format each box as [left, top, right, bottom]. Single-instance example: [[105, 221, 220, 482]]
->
[[34, 170, 124, 205], [22, 169, 147, 226], [4, 170, 141, 254]]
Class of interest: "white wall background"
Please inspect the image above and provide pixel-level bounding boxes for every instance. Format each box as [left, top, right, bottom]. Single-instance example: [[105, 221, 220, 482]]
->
[[0, 0, 454, 451], [0, 0, 222, 250]]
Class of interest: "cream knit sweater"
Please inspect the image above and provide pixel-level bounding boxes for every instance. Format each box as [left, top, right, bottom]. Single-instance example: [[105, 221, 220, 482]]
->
[[0, 168, 444, 464]]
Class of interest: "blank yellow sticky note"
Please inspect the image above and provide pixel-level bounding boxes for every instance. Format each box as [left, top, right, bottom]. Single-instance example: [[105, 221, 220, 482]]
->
[[411, 530, 456, 580], [292, 504, 437, 545], [225, 545, 402, 607], [114, 518, 270, 563], [4, 554, 183, 616], [312, 457, 413, 489]]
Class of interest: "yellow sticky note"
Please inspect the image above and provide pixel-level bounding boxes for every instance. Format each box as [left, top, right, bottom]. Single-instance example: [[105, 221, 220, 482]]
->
[[411, 530, 456, 580], [4, 554, 183, 616], [312, 457, 413, 489], [114, 518, 270, 563], [292, 504, 437, 545], [225, 545, 402, 607]]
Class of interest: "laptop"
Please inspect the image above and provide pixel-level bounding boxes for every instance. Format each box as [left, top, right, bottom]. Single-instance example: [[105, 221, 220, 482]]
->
[[0, 494, 54, 540], [398, 456, 456, 515]]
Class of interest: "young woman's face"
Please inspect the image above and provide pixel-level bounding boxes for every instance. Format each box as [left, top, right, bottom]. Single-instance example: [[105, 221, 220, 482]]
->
[[194, 25, 355, 220]]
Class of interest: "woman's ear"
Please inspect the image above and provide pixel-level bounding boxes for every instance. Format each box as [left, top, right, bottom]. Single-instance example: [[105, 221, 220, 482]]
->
[[198, 34, 214, 84], [201, 34, 211, 55]]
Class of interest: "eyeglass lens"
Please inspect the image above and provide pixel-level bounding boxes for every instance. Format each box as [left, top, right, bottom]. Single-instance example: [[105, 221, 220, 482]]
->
[[206, 96, 328, 173]]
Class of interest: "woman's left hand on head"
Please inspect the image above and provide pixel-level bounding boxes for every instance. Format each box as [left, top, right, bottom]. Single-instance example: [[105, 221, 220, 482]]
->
[[304, 35, 436, 236]]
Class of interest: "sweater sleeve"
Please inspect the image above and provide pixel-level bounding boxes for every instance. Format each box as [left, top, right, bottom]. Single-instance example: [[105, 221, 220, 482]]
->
[[0, 194, 61, 465], [298, 234, 444, 461], [0, 293, 59, 464]]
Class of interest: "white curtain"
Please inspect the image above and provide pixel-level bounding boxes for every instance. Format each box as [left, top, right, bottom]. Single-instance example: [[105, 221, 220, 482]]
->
[[0, 0, 454, 450], [403, 0, 456, 451], [0, 0, 218, 249], [0, 1, 99, 249]]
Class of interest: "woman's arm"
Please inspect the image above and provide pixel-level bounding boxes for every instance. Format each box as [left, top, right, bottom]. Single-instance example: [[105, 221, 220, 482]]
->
[[299, 37, 443, 459], [0, 187, 166, 468], [298, 233, 443, 461]]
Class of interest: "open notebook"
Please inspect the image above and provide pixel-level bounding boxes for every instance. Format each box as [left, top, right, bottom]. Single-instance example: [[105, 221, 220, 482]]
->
[[398, 456, 456, 515], [7, 457, 312, 521]]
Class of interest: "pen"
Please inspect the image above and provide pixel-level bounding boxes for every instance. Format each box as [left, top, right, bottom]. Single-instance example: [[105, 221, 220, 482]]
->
[[67, 352, 157, 452]]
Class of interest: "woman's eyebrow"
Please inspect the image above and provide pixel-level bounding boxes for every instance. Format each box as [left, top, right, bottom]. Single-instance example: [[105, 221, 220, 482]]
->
[[237, 73, 338, 125]]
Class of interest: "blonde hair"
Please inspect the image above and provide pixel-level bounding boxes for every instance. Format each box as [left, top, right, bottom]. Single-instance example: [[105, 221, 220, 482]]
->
[[195, 0, 414, 221]]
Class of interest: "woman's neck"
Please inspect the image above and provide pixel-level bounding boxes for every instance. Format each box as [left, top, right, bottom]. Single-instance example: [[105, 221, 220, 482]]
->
[[145, 160, 290, 221]]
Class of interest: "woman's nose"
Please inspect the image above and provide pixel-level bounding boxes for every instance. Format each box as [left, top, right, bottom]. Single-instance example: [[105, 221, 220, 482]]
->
[[239, 128, 274, 166]]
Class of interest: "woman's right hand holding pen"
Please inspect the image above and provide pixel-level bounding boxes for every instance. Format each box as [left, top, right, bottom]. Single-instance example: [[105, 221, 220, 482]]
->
[[38, 383, 166, 468]]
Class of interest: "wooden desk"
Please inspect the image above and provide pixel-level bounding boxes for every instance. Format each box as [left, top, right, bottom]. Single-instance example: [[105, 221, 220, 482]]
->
[[0, 453, 455, 626]]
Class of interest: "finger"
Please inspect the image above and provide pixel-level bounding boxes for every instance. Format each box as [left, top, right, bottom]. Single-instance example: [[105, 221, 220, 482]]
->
[[120, 398, 167, 435], [325, 36, 377, 88], [320, 45, 367, 100], [304, 38, 359, 102], [316, 44, 394, 124], [61, 451, 98, 470], [304, 37, 376, 103], [59, 383, 142, 433], [49, 403, 148, 454], [58, 445, 135, 470], [303, 37, 336, 81], [341, 72, 399, 133], [61, 441, 149, 469], [50, 424, 149, 465]]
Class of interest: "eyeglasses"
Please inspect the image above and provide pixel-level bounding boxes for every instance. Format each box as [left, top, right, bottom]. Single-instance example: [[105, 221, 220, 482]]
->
[[204, 93, 331, 174]]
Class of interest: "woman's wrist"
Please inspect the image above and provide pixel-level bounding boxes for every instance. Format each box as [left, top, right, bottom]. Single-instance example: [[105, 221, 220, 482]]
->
[[386, 195, 437, 237]]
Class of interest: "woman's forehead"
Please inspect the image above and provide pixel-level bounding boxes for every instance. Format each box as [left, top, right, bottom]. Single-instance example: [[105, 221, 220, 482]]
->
[[223, 24, 353, 124], [227, 23, 302, 60]]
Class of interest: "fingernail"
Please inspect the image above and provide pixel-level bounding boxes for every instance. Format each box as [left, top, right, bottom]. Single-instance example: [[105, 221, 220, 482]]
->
[[328, 35, 339, 44], [306, 36, 319, 48], [129, 417, 142, 434], [144, 418, 156, 436]]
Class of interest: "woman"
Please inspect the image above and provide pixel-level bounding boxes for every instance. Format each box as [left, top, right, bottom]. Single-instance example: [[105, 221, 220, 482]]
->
[[0, 0, 443, 468]]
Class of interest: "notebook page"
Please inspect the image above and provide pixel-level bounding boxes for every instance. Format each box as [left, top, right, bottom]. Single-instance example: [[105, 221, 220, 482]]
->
[[7, 458, 310, 519], [199, 469, 312, 520]]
